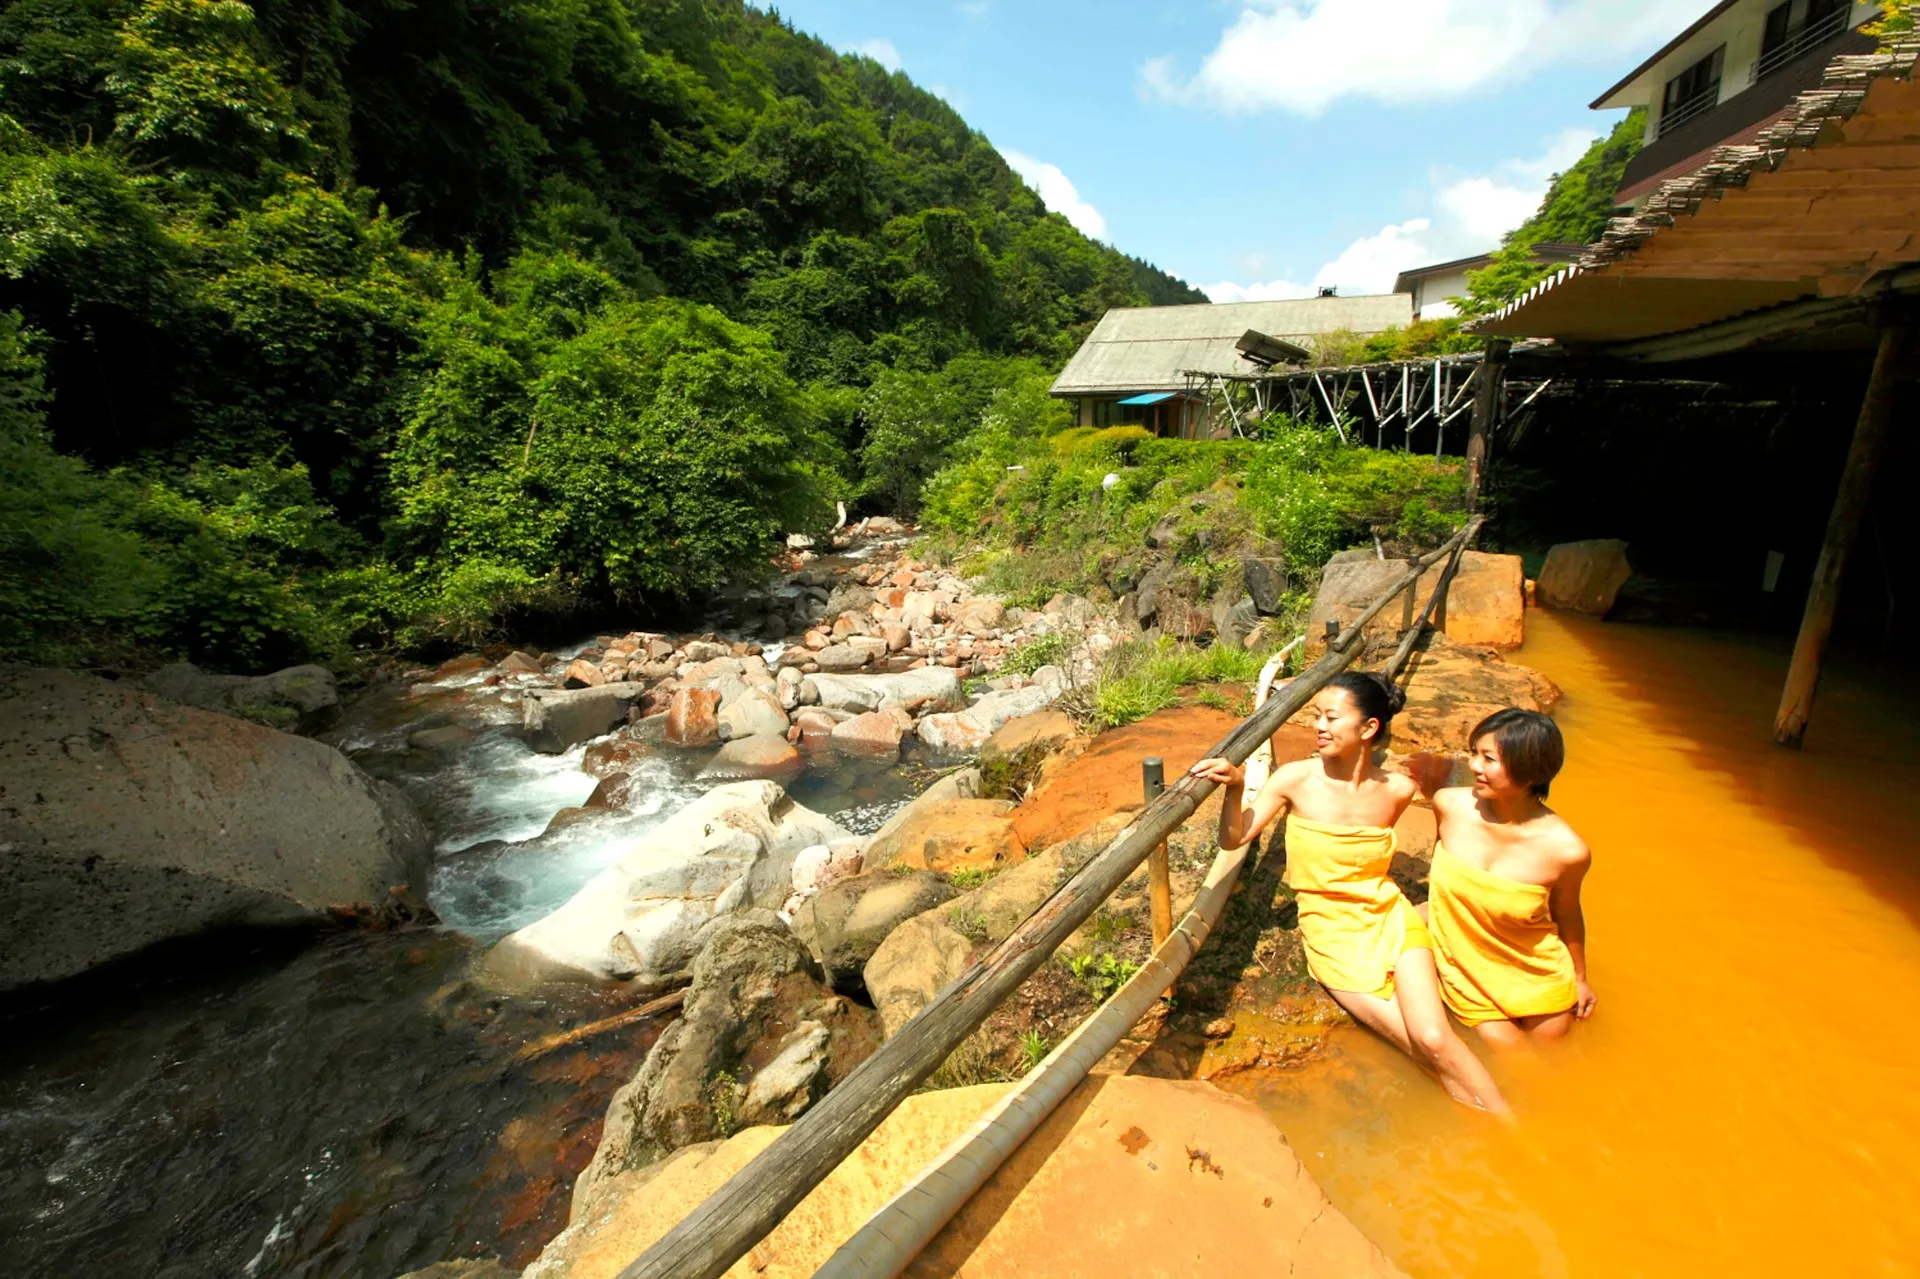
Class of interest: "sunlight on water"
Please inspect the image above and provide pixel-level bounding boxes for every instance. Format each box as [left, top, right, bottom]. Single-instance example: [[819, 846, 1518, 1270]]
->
[[1228, 610, 1920, 1278]]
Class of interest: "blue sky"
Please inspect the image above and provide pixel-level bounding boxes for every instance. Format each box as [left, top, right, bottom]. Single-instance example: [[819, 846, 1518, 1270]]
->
[[766, 0, 1717, 300]]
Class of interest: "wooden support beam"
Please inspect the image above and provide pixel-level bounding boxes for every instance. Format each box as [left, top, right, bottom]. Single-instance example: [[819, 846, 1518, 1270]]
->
[[611, 521, 1483, 1279], [1774, 322, 1913, 748], [1466, 338, 1512, 511]]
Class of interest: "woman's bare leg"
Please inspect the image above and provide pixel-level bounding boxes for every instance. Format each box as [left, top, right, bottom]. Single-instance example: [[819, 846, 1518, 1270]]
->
[[1473, 1018, 1530, 1050], [1515, 1008, 1576, 1041], [1325, 985, 1415, 1056], [1392, 950, 1510, 1115]]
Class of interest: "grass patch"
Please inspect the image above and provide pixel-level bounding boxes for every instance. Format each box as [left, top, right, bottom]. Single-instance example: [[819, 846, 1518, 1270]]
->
[[946, 866, 999, 892], [948, 905, 992, 944], [1019, 1028, 1049, 1073], [1065, 635, 1272, 731], [1066, 951, 1139, 1002], [999, 629, 1074, 676]]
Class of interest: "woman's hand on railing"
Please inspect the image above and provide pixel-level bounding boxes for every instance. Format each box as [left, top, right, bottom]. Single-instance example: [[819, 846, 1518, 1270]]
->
[[1189, 757, 1245, 789]]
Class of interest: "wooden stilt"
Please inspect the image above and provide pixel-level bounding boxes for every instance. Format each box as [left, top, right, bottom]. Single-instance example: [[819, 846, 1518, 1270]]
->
[[1774, 322, 1913, 748], [1466, 338, 1512, 511]]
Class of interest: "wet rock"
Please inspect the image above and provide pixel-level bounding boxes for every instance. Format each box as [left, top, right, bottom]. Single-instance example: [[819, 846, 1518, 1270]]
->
[[486, 782, 850, 989], [563, 658, 604, 688], [829, 708, 911, 759], [698, 736, 804, 784], [435, 654, 490, 679], [663, 687, 721, 748], [582, 733, 650, 778], [679, 640, 730, 663], [1538, 539, 1633, 616], [716, 688, 788, 742], [523, 682, 650, 753], [1388, 633, 1562, 755], [792, 870, 956, 990], [0, 666, 429, 990], [861, 797, 1024, 874], [408, 724, 475, 752], [571, 911, 879, 1207], [498, 650, 544, 676], [395, 1260, 518, 1279], [142, 661, 340, 735]]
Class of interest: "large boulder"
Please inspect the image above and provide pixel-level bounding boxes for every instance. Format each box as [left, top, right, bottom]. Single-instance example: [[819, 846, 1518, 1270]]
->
[[1242, 557, 1288, 614], [715, 688, 788, 742], [526, 1076, 1404, 1279], [524, 682, 650, 753], [808, 667, 962, 715], [979, 709, 1080, 768], [861, 798, 1025, 874], [1391, 634, 1562, 755], [1307, 549, 1524, 651], [863, 815, 1126, 1034], [0, 666, 428, 990], [697, 736, 804, 784], [663, 687, 721, 748], [1538, 539, 1633, 615], [142, 661, 340, 734], [571, 911, 880, 1212], [863, 768, 981, 854], [791, 870, 956, 990], [829, 708, 911, 759], [486, 782, 850, 989]]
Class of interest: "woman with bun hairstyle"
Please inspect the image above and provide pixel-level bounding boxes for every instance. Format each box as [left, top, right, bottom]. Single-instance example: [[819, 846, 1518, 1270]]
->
[[1428, 708, 1594, 1045], [1192, 671, 1507, 1115]]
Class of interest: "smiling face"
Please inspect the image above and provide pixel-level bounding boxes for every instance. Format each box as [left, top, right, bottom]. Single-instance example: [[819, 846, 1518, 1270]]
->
[[1312, 687, 1378, 759], [1469, 732, 1529, 802]]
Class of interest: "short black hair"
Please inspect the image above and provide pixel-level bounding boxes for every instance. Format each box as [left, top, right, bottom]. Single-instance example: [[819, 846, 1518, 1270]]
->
[[1469, 708, 1564, 798]]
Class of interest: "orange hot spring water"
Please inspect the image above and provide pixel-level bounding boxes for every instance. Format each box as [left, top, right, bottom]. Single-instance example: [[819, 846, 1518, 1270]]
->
[[1221, 609, 1920, 1277]]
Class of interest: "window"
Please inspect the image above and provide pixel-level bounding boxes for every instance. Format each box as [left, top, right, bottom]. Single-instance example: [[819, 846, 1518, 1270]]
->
[[1759, 0, 1853, 81], [1658, 45, 1725, 138]]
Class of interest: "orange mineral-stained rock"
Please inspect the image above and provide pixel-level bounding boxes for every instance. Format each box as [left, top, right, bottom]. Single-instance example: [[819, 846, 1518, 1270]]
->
[[664, 686, 721, 748], [862, 797, 1024, 872], [1536, 538, 1632, 616], [528, 1075, 1405, 1279]]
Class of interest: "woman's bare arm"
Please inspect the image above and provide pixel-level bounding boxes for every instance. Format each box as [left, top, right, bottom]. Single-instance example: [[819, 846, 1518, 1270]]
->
[[1549, 843, 1595, 1018], [1191, 758, 1292, 850]]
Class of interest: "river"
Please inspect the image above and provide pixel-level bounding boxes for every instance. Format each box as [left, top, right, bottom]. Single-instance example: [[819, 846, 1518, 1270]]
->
[[1224, 609, 1920, 1277], [0, 638, 927, 1279]]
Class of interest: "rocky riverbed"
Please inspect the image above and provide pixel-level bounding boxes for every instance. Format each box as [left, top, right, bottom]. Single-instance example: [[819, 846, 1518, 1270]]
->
[[0, 517, 1568, 1279]]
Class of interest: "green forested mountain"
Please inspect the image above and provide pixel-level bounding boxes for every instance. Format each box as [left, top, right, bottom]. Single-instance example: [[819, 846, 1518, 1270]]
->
[[0, 0, 1203, 667]]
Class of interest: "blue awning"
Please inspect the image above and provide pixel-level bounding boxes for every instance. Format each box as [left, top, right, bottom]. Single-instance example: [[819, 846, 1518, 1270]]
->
[[1116, 391, 1177, 405]]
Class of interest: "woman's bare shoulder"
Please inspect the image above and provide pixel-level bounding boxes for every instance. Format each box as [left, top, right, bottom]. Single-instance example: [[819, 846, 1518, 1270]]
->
[[1431, 785, 1476, 813], [1535, 810, 1592, 866]]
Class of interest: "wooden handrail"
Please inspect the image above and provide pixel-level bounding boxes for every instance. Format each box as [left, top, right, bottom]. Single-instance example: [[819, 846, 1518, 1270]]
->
[[615, 517, 1485, 1279]]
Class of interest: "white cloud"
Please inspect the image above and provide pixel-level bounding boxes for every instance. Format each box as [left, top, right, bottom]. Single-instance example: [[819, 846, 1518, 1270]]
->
[[1001, 148, 1109, 241], [1207, 127, 1597, 299], [1144, 0, 1702, 116], [850, 38, 902, 72], [1203, 278, 1316, 303], [1312, 219, 1435, 295]]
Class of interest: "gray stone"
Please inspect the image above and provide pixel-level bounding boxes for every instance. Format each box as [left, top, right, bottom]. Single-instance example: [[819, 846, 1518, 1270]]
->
[[571, 911, 880, 1210], [792, 870, 956, 990], [812, 644, 868, 673], [522, 681, 649, 753], [1243, 557, 1287, 615], [143, 661, 340, 735], [485, 782, 849, 989], [0, 666, 428, 991], [807, 667, 963, 714], [1134, 559, 1176, 624], [1214, 594, 1261, 650], [715, 688, 788, 741]]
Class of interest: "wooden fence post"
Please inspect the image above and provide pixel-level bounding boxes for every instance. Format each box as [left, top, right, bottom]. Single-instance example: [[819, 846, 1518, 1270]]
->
[[1774, 322, 1913, 747], [1465, 338, 1511, 511], [1143, 758, 1171, 948]]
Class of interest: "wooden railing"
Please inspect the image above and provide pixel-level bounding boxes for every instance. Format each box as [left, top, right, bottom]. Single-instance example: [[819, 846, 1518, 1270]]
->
[[615, 516, 1485, 1279]]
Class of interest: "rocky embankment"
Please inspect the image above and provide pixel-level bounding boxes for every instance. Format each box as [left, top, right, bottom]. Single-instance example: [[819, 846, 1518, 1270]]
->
[[456, 525, 1582, 1278]]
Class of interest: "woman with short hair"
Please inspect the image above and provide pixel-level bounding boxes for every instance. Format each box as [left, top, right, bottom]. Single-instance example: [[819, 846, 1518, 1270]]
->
[[1428, 708, 1595, 1046]]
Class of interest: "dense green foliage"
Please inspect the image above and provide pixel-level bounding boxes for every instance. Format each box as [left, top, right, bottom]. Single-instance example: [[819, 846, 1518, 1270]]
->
[[0, 0, 1203, 666], [1461, 111, 1645, 313], [923, 414, 1466, 614]]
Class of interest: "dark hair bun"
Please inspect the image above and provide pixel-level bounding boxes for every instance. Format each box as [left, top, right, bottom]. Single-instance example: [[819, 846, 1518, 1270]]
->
[[1326, 670, 1404, 746]]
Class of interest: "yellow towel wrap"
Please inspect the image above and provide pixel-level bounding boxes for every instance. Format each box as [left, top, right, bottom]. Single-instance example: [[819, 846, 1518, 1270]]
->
[[1428, 843, 1578, 1027], [1282, 814, 1430, 1000]]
